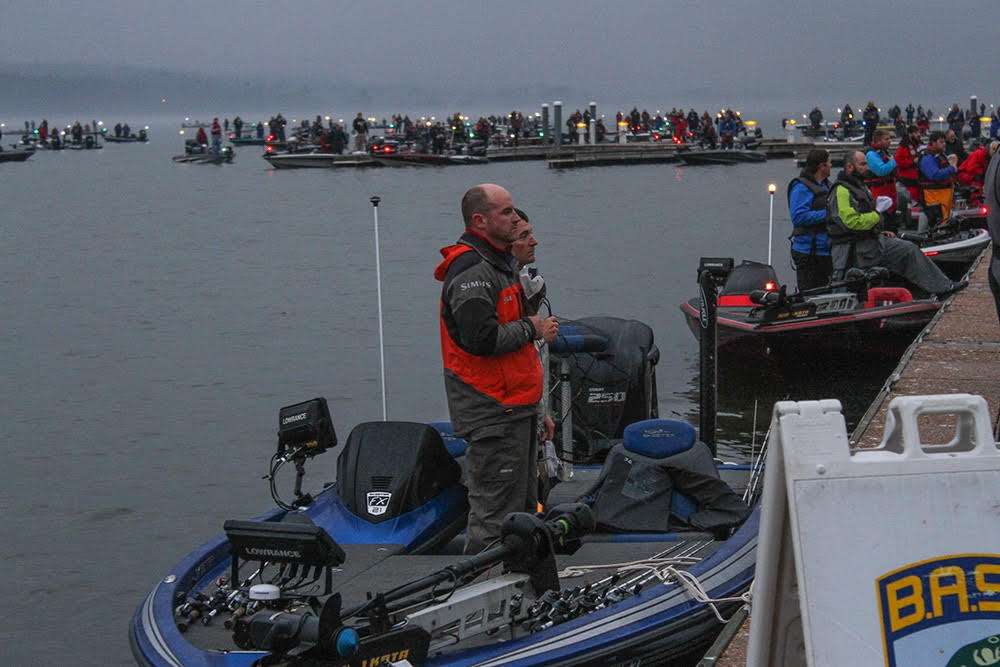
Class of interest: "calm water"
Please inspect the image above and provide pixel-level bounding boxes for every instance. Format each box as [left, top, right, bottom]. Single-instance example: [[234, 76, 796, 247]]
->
[[1, 125, 897, 665]]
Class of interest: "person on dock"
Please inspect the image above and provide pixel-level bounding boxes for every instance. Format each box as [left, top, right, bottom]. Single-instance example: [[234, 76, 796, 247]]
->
[[919, 131, 958, 223], [991, 109, 1000, 140], [233, 116, 243, 139], [809, 107, 823, 130], [864, 130, 899, 227], [828, 150, 964, 298], [862, 102, 880, 146], [114, 122, 122, 138], [905, 103, 915, 125], [946, 104, 965, 135], [435, 185, 558, 555], [352, 113, 368, 151], [983, 144, 1000, 321], [195, 126, 208, 146], [210, 118, 222, 153], [788, 149, 833, 290]]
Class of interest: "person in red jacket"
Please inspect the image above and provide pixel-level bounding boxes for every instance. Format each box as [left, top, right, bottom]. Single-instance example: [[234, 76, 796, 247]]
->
[[958, 141, 999, 206], [195, 126, 208, 145], [436, 184, 558, 554], [894, 125, 922, 204]]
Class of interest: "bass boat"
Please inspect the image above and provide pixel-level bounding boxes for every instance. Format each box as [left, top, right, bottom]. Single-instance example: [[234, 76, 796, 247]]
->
[[680, 260, 942, 358], [0, 149, 33, 163], [263, 152, 378, 169], [131, 293, 761, 667], [173, 144, 235, 164]]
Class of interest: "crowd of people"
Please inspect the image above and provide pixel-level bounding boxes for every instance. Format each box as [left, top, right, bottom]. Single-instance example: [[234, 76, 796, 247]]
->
[[803, 101, 1000, 145], [786, 115, 995, 297]]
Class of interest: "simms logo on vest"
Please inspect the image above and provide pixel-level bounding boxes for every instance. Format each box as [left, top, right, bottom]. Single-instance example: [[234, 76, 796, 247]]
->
[[245, 547, 302, 559], [460, 280, 492, 290], [281, 412, 308, 425], [876, 554, 1000, 667]]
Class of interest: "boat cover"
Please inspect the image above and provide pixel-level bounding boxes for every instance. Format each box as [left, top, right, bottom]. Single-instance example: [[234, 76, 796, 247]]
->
[[555, 317, 659, 459], [336, 422, 461, 523], [578, 419, 750, 535]]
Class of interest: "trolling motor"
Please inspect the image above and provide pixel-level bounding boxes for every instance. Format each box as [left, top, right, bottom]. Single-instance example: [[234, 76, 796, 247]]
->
[[267, 398, 337, 510], [237, 504, 595, 665], [697, 257, 734, 455]]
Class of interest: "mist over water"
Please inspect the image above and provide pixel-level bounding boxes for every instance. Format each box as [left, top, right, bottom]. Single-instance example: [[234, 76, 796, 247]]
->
[[3, 125, 897, 664]]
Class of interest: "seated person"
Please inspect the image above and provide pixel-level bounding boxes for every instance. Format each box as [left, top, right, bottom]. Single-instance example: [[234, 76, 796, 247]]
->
[[828, 150, 967, 299]]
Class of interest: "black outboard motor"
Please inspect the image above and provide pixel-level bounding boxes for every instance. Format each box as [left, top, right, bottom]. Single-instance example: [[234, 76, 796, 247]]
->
[[552, 317, 659, 460], [336, 422, 461, 523]]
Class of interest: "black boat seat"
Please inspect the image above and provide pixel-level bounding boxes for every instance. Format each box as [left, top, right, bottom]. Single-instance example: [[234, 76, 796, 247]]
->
[[427, 421, 468, 458], [549, 323, 609, 355]]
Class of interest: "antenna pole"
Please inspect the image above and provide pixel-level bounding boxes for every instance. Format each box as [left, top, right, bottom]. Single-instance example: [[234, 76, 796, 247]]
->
[[370, 196, 387, 421], [767, 183, 776, 265]]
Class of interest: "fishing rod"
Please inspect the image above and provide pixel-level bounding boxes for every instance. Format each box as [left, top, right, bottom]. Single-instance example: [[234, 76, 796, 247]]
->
[[370, 195, 388, 421]]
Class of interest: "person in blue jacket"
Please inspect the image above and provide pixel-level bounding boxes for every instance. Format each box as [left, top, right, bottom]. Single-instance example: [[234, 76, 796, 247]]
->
[[787, 148, 833, 290], [919, 131, 959, 223]]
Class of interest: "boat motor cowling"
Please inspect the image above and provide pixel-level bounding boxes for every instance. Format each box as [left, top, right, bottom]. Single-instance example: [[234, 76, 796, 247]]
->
[[336, 422, 461, 523]]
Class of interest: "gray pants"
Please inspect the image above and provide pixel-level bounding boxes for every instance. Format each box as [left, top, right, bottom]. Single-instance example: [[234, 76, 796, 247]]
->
[[832, 235, 953, 295], [463, 417, 538, 555]]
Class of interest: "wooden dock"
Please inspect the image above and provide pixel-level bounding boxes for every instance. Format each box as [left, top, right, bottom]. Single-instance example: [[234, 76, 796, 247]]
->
[[704, 245, 998, 667], [486, 137, 814, 167]]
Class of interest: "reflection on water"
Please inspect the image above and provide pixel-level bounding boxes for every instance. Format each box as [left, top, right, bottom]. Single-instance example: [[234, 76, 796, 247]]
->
[[675, 353, 900, 461]]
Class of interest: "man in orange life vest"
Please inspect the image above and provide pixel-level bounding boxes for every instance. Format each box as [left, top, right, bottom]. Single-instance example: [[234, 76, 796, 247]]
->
[[436, 184, 559, 554]]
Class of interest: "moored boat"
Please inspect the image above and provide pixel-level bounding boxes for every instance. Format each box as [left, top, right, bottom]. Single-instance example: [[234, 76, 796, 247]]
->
[[0, 149, 33, 163], [678, 150, 765, 166], [130, 304, 760, 667], [679, 260, 941, 358], [262, 152, 378, 169]]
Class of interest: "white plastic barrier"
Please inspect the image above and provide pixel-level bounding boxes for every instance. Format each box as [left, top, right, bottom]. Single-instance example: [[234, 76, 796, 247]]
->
[[748, 394, 1000, 667]]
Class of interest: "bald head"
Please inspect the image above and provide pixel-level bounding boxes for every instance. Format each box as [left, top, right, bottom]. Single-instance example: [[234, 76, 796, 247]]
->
[[461, 184, 508, 227], [460, 183, 519, 248]]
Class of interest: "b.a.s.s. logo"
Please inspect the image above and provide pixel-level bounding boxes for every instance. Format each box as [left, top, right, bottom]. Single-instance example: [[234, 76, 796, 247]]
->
[[876, 554, 1000, 666]]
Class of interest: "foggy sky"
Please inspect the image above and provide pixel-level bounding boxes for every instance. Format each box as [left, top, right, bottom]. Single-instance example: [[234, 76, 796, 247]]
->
[[3, 0, 998, 114]]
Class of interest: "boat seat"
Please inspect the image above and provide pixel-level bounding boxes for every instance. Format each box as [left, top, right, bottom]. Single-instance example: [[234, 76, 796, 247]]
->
[[622, 419, 700, 524], [428, 421, 468, 458], [549, 323, 610, 355], [864, 286, 913, 308]]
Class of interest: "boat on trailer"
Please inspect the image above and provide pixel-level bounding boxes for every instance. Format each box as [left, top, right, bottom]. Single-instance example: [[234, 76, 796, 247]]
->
[[131, 265, 762, 667]]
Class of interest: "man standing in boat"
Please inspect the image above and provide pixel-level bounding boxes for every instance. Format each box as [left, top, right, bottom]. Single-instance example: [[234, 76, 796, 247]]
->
[[828, 151, 965, 298], [864, 130, 899, 228], [788, 149, 834, 290], [918, 131, 959, 224], [436, 185, 559, 555]]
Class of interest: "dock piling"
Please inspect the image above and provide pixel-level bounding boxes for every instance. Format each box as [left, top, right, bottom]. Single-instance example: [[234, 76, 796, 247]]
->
[[553, 101, 562, 148]]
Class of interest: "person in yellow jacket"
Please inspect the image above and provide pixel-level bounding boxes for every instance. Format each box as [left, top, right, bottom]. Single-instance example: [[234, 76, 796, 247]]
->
[[827, 151, 966, 298]]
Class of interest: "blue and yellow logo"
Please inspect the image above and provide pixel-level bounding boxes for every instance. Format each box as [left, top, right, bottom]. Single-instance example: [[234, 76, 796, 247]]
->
[[877, 554, 1000, 666]]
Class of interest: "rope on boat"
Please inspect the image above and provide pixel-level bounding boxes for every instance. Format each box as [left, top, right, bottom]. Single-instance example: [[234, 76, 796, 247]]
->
[[557, 557, 753, 624]]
